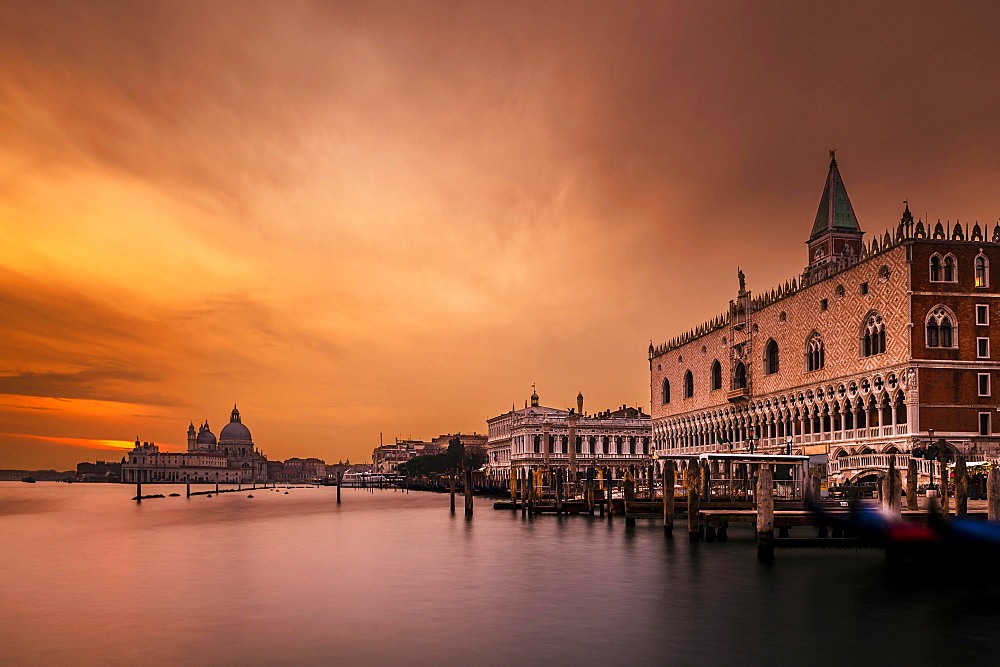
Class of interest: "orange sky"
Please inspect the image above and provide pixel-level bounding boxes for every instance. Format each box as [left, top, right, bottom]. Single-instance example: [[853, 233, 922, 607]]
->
[[2, 1, 1000, 469]]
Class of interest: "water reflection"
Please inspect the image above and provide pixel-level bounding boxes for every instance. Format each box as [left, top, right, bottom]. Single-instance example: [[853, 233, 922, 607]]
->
[[0, 482, 996, 665]]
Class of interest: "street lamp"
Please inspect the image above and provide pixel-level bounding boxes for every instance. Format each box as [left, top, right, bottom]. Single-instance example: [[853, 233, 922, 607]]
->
[[785, 436, 793, 456], [746, 433, 757, 454]]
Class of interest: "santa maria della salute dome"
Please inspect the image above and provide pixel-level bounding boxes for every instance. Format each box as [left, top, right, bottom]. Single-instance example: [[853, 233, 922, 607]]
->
[[185, 404, 268, 482]]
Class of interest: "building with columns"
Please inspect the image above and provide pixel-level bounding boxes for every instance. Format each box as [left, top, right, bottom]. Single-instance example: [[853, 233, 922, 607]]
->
[[649, 154, 1000, 484], [485, 388, 652, 484], [122, 405, 269, 484]]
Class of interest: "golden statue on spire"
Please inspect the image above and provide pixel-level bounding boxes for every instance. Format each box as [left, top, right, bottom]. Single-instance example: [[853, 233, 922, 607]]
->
[[829, 147, 837, 161]]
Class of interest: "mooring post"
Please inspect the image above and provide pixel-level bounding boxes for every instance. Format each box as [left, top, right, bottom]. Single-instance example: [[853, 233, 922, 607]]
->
[[687, 465, 700, 542], [955, 454, 968, 517], [449, 468, 456, 514], [906, 457, 918, 511], [510, 466, 517, 507], [337, 471, 342, 504], [186, 482, 191, 498], [756, 464, 774, 563], [663, 460, 675, 536], [988, 466, 1000, 521], [464, 464, 474, 517], [606, 470, 614, 521], [555, 468, 563, 515], [624, 469, 635, 526], [598, 468, 605, 516], [890, 458, 902, 516], [585, 466, 595, 515], [136, 480, 142, 503], [939, 452, 950, 515]]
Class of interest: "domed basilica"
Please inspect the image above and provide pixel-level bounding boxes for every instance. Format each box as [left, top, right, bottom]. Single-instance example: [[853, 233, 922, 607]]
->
[[187, 405, 268, 483]]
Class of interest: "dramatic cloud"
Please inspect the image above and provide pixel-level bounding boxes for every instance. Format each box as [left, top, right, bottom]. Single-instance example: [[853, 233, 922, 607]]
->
[[2, 1, 1000, 467]]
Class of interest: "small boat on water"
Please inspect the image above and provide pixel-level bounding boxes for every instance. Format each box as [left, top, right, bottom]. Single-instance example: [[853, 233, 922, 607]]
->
[[21, 477, 36, 483]]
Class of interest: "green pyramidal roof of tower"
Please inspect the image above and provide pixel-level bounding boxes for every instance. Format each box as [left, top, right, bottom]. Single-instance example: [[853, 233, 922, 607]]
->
[[809, 158, 861, 240]]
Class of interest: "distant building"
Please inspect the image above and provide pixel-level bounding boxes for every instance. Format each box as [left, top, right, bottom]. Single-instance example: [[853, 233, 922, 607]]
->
[[372, 433, 485, 473], [485, 388, 652, 484], [122, 405, 269, 483], [76, 460, 122, 483]]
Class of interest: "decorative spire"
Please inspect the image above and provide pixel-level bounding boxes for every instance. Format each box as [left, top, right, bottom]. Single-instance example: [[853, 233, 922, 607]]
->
[[231, 404, 241, 422]]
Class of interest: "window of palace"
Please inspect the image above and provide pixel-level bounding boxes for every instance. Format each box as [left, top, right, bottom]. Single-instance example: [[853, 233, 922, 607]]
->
[[978, 337, 990, 359], [977, 304, 990, 325], [925, 306, 957, 348], [980, 412, 992, 436], [806, 332, 825, 372], [764, 339, 780, 375], [820, 299, 828, 311], [978, 372, 991, 397], [661, 378, 670, 404], [733, 361, 747, 389], [861, 313, 886, 357], [943, 254, 957, 282], [835, 284, 845, 299], [710, 360, 722, 390], [975, 253, 990, 288], [859, 282, 869, 295], [683, 371, 694, 398], [878, 265, 891, 282]]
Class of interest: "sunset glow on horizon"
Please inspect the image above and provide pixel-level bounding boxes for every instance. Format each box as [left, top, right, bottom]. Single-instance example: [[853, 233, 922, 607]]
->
[[4, 1, 1000, 470]]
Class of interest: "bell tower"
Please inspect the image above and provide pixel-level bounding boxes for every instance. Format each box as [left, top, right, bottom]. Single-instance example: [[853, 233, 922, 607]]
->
[[807, 150, 864, 271]]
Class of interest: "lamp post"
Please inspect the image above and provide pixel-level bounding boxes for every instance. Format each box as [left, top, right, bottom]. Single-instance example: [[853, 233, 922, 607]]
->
[[785, 436, 793, 456], [746, 433, 757, 454]]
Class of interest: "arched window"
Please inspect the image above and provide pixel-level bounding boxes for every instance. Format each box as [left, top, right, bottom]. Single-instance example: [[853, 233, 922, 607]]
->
[[733, 362, 747, 390], [683, 371, 694, 398], [806, 332, 825, 372], [930, 254, 942, 281], [975, 253, 989, 288], [861, 313, 886, 357], [661, 378, 671, 404], [926, 305, 957, 348], [943, 254, 957, 282], [764, 339, 779, 375], [710, 360, 722, 390]]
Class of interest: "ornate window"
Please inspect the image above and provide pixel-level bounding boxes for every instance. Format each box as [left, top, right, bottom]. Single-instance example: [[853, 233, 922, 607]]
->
[[733, 362, 747, 390], [683, 371, 694, 399], [661, 378, 671, 404], [943, 253, 957, 282], [710, 360, 722, 390], [975, 253, 989, 287], [878, 265, 891, 282], [861, 312, 886, 357], [925, 305, 957, 348], [806, 332, 825, 372], [930, 254, 942, 281], [763, 339, 779, 375]]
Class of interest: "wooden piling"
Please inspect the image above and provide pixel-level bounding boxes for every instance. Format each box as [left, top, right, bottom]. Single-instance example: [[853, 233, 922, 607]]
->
[[939, 453, 950, 515], [464, 465, 473, 517], [449, 468, 456, 514], [337, 471, 342, 504], [598, 468, 605, 516], [890, 458, 902, 516], [756, 464, 774, 563], [624, 469, 635, 526], [701, 461, 711, 502], [687, 466, 700, 542], [663, 460, 675, 536], [136, 481, 142, 503], [955, 455, 968, 517], [585, 467, 595, 515], [906, 457, 918, 511], [606, 470, 614, 521], [510, 467, 517, 506], [186, 482, 191, 498], [988, 466, 1000, 521], [555, 468, 563, 516]]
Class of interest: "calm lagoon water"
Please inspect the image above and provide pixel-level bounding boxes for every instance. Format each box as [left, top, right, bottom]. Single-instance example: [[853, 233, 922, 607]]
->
[[1, 482, 996, 665]]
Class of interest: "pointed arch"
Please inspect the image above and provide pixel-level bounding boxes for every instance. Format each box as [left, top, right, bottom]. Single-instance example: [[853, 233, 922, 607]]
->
[[732, 361, 747, 390], [925, 304, 958, 348], [683, 370, 694, 399], [975, 252, 990, 288], [710, 359, 722, 390], [805, 330, 825, 372], [860, 311, 886, 357], [763, 338, 780, 375], [661, 378, 671, 404], [929, 252, 942, 282], [943, 253, 957, 282]]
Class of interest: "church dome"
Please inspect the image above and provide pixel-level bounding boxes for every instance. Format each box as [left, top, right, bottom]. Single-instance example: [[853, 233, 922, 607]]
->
[[196, 421, 217, 446], [219, 405, 252, 442]]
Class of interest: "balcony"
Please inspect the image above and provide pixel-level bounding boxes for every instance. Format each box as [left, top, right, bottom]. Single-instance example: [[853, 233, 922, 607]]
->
[[726, 386, 750, 402]]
